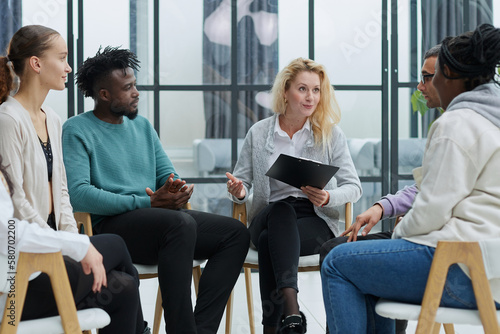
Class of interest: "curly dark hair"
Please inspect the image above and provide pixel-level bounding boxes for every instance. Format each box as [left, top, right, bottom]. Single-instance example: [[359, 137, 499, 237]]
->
[[439, 23, 500, 91], [0, 155, 14, 195], [76, 46, 140, 99]]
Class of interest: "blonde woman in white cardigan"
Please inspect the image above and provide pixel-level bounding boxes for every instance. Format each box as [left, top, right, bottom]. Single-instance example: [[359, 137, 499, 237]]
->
[[227, 58, 362, 334], [0, 25, 75, 232]]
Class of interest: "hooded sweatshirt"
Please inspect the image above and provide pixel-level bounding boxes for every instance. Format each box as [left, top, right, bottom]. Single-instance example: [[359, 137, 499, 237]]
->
[[393, 82, 500, 302]]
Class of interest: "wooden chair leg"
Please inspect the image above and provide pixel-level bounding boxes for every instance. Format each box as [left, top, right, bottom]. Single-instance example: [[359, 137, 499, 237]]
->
[[431, 322, 441, 334], [225, 290, 234, 334], [443, 323, 455, 334], [193, 265, 202, 296], [244, 268, 256, 334], [152, 286, 163, 334]]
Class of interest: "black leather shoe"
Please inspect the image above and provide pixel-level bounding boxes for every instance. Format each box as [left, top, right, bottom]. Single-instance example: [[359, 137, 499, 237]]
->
[[278, 311, 307, 334], [143, 321, 151, 334]]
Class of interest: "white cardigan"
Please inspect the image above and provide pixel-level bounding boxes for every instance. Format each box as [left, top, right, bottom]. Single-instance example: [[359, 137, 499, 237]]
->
[[0, 178, 89, 315], [0, 97, 77, 232]]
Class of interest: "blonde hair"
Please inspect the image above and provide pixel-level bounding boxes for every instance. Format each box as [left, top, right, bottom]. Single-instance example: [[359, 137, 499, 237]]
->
[[270, 57, 341, 146]]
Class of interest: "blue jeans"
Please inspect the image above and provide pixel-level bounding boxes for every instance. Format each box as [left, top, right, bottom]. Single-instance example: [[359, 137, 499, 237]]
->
[[321, 239, 498, 334]]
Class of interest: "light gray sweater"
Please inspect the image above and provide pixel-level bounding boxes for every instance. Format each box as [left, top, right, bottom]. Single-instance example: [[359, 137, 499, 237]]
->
[[230, 115, 362, 237]]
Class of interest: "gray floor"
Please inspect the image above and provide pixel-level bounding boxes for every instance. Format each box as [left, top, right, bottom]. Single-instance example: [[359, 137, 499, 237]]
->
[[135, 271, 486, 334]]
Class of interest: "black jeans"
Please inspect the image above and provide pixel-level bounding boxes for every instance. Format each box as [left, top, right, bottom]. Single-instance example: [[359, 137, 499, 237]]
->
[[95, 207, 250, 334], [22, 234, 144, 334], [249, 197, 334, 327], [320, 231, 408, 334]]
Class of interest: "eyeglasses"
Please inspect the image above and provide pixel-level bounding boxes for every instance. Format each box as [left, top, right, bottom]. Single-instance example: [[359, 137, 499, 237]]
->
[[420, 73, 434, 85]]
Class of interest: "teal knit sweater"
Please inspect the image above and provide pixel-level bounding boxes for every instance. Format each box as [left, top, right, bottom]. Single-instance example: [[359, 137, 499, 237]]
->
[[62, 111, 179, 225]]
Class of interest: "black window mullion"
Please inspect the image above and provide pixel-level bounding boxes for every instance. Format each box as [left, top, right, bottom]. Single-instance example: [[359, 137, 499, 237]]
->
[[153, 0, 160, 134], [67, 0, 75, 118], [77, 0, 84, 115], [381, 0, 390, 231], [230, 0, 238, 170]]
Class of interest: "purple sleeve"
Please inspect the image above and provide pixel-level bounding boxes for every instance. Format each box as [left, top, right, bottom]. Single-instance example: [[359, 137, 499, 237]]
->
[[377, 184, 418, 219]]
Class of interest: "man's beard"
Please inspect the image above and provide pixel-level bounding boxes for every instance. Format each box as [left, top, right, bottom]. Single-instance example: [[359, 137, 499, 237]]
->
[[110, 107, 139, 120]]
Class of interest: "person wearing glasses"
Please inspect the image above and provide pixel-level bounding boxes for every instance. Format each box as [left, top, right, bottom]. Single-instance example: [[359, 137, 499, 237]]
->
[[319, 44, 442, 334]]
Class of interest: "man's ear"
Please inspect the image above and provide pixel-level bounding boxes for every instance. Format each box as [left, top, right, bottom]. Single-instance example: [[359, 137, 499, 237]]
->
[[443, 64, 454, 78], [29, 56, 41, 74], [99, 88, 110, 102]]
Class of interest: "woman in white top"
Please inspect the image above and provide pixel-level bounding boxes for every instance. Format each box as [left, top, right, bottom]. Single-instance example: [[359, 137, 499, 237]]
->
[[0, 155, 150, 333], [227, 57, 362, 334], [0, 25, 75, 231], [0, 26, 150, 333], [321, 23, 500, 334]]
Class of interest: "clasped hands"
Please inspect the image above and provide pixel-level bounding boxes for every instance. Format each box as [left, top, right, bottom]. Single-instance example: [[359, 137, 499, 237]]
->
[[225, 172, 329, 207], [146, 173, 194, 210]]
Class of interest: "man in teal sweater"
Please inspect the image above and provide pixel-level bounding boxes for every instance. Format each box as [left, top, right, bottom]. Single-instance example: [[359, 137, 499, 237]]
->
[[62, 47, 250, 334]]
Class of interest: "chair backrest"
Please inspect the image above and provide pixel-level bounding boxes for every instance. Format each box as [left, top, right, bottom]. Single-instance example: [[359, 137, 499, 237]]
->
[[75, 212, 93, 237], [0, 252, 81, 334], [416, 240, 500, 334]]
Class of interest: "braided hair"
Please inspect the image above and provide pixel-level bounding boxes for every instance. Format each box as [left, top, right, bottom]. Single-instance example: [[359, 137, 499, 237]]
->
[[439, 23, 500, 91], [76, 46, 140, 99]]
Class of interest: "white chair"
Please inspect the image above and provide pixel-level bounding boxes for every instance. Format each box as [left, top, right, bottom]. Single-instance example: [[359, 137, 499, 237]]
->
[[0, 252, 110, 334], [228, 201, 353, 334], [375, 240, 500, 334]]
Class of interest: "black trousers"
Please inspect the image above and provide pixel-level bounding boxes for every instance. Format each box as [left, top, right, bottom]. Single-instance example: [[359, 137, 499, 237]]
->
[[22, 234, 144, 334], [249, 197, 334, 327], [95, 207, 250, 334], [319, 231, 408, 334]]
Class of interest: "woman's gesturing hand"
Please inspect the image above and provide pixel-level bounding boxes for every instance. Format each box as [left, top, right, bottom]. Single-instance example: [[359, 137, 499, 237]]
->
[[226, 172, 246, 200]]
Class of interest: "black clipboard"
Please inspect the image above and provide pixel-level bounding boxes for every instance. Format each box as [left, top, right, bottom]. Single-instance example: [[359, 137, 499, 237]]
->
[[265, 154, 339, 189]]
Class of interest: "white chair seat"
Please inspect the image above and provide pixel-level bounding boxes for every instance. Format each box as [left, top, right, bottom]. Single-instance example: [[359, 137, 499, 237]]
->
[[376, 299, 500, 326], [13, 308, 110, 334], [245, 248, 320, 268], [134, 259, 206, 275]]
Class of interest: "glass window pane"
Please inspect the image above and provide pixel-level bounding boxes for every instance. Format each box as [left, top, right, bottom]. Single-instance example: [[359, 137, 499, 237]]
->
[[278, 0, 308, 66], [135, 0, 155, 85], [22, 0, 67, 36], [160, 91, 213, 178], [398, 87, 425, 175], [45, 89, 68, 122], [337, 91, 382, 177], [495, 1, 500, 26], [83, 96, 94, 115], [397, 0, 414, 83], [83, 0, 130, 58], [398, 87, 415, 139], [236, 90, 273, 138], [190, 183, 233, 216], [315, 0, 382, 85], [160, 1, 204, 85], [137, 90, 155, 128], [355, 181, 383, 232], [336, 90, 381, 139], [236, 0, 278, 85]]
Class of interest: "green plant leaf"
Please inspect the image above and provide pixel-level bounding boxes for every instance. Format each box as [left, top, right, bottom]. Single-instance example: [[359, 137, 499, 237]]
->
[[411, 90, 429, 116]]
